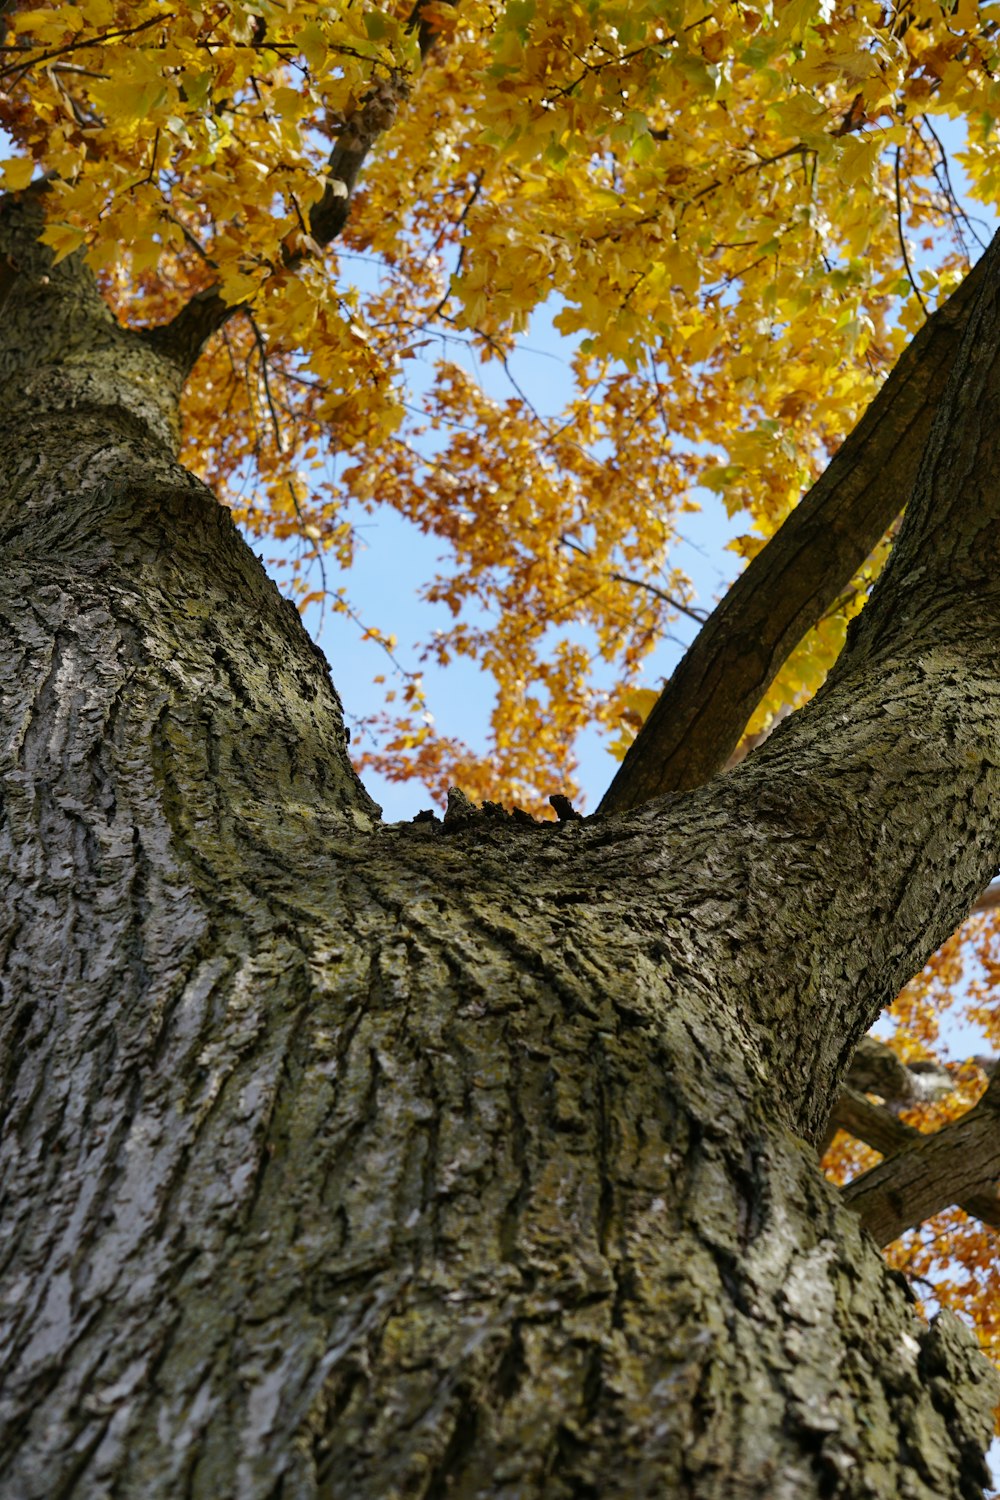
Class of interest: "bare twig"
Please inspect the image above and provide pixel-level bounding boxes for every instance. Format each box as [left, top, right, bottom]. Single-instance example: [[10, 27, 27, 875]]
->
[[895, 143, 928, 317], [245, 310, 284, 452], [560, 534, 707, 624]]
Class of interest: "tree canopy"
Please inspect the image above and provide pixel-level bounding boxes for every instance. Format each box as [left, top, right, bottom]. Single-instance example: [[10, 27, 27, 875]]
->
[[4, 0, 1000, 1411]]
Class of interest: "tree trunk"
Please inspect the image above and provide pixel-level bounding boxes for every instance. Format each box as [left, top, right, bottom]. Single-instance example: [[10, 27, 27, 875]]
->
[[1, 198, 999, 1499]]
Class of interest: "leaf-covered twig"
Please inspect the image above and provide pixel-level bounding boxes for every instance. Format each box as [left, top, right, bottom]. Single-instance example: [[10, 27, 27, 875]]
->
[[143, 5, 456, 372]]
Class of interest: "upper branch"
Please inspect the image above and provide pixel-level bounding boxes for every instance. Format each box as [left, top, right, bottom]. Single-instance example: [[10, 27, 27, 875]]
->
[[632, 229, 1000, 1140], [142, 4, 455, 376], [599, 252, 988, 815]]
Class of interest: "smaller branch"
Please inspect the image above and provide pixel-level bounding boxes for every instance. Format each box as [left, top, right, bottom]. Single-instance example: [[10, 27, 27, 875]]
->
[[142, 5, 457, 373], [894, 144, 928, 318], [165, 211, 216, 267], [819, 1034, 950, 1155], [561, 534, 707, 624], [295, 0, 457, 248], [308, 71, 409, 248], [245, 309, 284, 452], [920, 115, 989, 253], [543, 27, 707, 101], [419, 170, 483, 318], [406, 0, 459, 61], [560, 534, 707, 621], [597, 248, 989, 815], [0, 14, 170, 80], [830, 1086, 921, 1156], [141, 282, 241, 371], [687, 143, 811, 208], [841, 1082, 1000, 1246], [827, 1038, 1000, 1242], [286, 481, 329, 628], [831, 1088, 1000, 1234], [608, 568, 706, 623], [974, 880, 1000, 913], [830, 92, 866, 137], [338, 595, 424, 690], [845, 1034, 955, 1105]]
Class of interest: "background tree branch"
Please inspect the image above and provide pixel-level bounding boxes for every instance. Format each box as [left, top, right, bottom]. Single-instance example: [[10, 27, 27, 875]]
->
[[824, 1040, 1000, 1242], [841, 1071, 1000, 1247], [833, 1086, 923, 1156]]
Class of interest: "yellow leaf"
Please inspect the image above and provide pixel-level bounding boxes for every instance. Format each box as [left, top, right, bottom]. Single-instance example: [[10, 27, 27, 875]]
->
[[0, 158, 35, 191], [272, 86, 310, 122], [298, 21, 328, 72], [39, 222, 86, 264]]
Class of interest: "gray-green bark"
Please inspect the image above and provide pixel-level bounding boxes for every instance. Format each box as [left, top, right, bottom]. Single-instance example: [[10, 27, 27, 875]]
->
[[1, 191, 999, 1499]]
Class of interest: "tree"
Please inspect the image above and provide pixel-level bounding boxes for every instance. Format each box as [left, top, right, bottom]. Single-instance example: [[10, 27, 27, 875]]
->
[[3, 2, 1000, 1495]]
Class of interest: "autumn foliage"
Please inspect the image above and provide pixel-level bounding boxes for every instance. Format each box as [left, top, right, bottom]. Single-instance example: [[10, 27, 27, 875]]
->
[[3, 0, 1000, 1374]]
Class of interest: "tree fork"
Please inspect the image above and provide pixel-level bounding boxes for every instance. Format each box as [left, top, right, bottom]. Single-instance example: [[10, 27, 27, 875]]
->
[[3, 197, 1000, 1498]]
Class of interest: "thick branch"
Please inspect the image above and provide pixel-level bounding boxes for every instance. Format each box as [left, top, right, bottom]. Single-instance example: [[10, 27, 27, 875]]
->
[[406, 0, 456, 57], [662, 229, 1000, 1136], [822, 1039, 962, 1151], [306, 73, 408, 249], [599, 252, 989, 815], [974, 879, 1000, 913], [139, 281, 243, 376], [841, 1077, 1000, 1246], [843, 1035, 963, 1107]]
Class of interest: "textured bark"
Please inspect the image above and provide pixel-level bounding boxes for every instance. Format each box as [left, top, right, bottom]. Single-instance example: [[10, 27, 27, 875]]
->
[[601, 251, 988, 814], [2, 195, 1000, 1499]]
